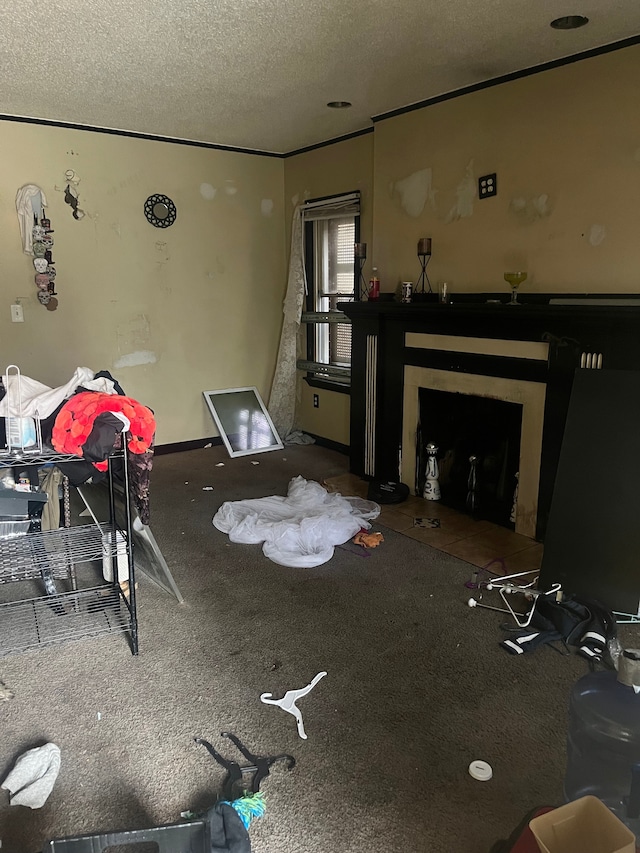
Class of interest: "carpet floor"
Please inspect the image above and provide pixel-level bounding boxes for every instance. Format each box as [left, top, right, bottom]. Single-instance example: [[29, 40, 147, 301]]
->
[[0, 444, 632, 852]]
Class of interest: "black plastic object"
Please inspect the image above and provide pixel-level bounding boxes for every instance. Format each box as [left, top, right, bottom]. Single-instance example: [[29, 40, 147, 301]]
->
[[195, 732, 295, 800], [367, 480, 409, 504], [46, 819, 209, 853], [539, 369, 640, 613], [46, 803, 251, 853]]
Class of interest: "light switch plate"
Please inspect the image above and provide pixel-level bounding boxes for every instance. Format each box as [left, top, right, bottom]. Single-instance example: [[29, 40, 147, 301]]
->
[[11, 304, 24, 322]]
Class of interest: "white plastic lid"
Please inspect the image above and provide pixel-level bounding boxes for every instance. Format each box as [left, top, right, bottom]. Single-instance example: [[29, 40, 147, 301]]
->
[[468, 760, 493, 781]]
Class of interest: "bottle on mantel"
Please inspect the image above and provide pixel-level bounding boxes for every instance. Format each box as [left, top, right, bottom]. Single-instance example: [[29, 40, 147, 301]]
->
[[368, 267, 380, 301]]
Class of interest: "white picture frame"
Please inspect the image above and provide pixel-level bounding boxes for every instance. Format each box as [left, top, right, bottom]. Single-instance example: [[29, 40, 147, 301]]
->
[[202, 386, 284, 458]]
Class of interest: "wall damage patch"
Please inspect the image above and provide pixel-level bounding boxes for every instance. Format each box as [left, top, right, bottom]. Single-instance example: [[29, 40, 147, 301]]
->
[[391, 168, 436, 218], [114, 350, 157, 368], [200, 183, 217, 200], [588, 224, 606, 246], [445, 161, 475, 223], [510, 193, 554, 224]]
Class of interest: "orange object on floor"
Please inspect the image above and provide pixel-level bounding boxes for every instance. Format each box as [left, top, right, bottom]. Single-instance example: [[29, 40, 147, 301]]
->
[[353, 530, 384, 548]]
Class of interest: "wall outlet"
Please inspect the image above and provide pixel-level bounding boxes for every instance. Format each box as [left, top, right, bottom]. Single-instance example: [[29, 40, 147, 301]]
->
[[11, 304, 24, 323], [478, 173, 497, 199], [313, 393, 319, 408]]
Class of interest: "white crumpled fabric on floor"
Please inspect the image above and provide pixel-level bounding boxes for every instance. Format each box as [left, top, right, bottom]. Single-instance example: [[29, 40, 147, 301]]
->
[[1, 742, 61, 808], [213, 476, 380, 567]]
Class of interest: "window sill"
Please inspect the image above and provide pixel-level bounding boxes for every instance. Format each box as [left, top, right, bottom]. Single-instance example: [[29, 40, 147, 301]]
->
[[304, 375, 351, 395]]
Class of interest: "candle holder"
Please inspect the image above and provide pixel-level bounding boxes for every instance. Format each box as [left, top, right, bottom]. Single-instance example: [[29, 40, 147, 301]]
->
[[415, 238, 434, 298], [355, 243, 368, 300]]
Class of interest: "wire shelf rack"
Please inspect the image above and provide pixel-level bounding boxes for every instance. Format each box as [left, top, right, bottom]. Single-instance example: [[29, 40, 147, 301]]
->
[[0, 585, 130, 656], [0, 448, 83, 468], [0, 387, 139, 656], [0, 524, 122, 584]]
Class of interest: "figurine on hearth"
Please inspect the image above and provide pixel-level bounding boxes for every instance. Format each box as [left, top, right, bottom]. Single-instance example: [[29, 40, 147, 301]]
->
[[423, 442, 441, 501]]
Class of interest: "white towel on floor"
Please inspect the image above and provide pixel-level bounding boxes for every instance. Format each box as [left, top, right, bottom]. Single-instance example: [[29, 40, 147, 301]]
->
[[2, 742, 61, 808]]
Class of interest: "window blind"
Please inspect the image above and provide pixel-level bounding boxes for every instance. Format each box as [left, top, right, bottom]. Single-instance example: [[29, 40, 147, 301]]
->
[[302, 191, 360, 222]]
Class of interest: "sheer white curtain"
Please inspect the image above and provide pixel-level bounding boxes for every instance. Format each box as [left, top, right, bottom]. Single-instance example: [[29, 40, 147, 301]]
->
[[269, 193, 360, 441], [269, 205, 305, 440]]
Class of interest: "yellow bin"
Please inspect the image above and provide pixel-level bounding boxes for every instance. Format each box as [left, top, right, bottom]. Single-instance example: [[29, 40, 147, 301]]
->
[[529, 796, 636, 853]]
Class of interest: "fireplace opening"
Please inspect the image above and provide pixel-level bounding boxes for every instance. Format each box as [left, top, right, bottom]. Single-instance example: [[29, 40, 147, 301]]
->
[[416, 389, 523, 529]]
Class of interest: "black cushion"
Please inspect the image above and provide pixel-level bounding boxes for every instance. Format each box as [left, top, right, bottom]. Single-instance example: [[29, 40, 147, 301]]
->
[[367, 480, 409, 504]]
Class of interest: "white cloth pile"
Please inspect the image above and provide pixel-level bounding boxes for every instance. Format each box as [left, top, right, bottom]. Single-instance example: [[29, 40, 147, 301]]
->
[[1, 742, 61, 808], [0, 367, 116, 419], [213, 476, 380, 567]]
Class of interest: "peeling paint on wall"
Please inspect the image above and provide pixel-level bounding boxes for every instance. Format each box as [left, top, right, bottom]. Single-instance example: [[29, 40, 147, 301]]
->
[[105, 171, 143, 197], [510, 193, 553, 224], [588, 224, 606, 246], [224, 180, 238, 196], [117, 314, 151, 354], [261, 199, 274, 216], [200, 182, 217, 200], [445, 161, 475, 223], [63, 170, 86, 220], [391, 168, 435, 218], [207, 257, 226, 277], [114, 350, 157, 369]]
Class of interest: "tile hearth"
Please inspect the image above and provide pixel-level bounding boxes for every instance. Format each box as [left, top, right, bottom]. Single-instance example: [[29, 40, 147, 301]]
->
[[324, 472, 543, 575]]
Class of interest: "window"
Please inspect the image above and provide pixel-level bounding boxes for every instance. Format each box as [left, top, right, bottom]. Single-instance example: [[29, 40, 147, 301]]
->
[[300, 192, 360, 387]]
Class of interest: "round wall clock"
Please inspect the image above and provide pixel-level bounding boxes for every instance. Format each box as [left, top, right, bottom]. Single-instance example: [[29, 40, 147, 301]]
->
[[144, 194, 177, 228]]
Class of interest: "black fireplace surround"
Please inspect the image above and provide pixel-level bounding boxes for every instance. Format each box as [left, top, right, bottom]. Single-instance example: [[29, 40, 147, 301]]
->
[[341, 294, 640, 541]]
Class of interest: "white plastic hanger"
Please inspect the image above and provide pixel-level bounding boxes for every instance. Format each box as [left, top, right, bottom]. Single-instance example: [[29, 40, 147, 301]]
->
[[260, 671, 327, 739]]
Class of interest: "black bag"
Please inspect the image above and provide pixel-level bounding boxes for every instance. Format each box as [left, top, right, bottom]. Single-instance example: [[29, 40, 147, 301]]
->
[[367, 480, 410, 504]]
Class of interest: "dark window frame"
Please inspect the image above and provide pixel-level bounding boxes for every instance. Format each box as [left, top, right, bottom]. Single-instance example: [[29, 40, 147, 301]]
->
[[303, 193, 360, 389]]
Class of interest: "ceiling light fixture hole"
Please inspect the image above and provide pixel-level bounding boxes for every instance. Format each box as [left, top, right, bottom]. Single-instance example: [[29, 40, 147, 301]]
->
[[327, 101, 352, 109], [550, 15, 589, 29]]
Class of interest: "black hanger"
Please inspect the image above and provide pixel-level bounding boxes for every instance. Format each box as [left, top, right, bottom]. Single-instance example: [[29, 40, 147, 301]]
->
[[195, 732, 295, 800]]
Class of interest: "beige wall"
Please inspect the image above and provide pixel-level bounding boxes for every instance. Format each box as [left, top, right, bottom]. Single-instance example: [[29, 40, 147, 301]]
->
[[372, 45, 640, 295], [284, 133, 374, 445], [0, 122, 285, 444], [297, 385, 351, 446], [285, 45, 640, 446], [4, 45, 636, 449]]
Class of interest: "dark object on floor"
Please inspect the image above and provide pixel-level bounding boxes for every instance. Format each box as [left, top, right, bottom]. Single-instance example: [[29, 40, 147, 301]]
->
[[500, 594, 616, 660], [367, 480, 409, 504], [489, 806, 554, 852], [46, 804, 250, 853], [195, 732, 295, 800], [207, 803, 252, 853]]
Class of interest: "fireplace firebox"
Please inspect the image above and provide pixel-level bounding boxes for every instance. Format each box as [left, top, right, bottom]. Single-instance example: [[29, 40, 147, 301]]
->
[[417, 389, 522, 528]]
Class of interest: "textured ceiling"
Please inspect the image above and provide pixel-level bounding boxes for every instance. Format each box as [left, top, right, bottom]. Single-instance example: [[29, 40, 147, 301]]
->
[[1, 0, 639, 154]]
